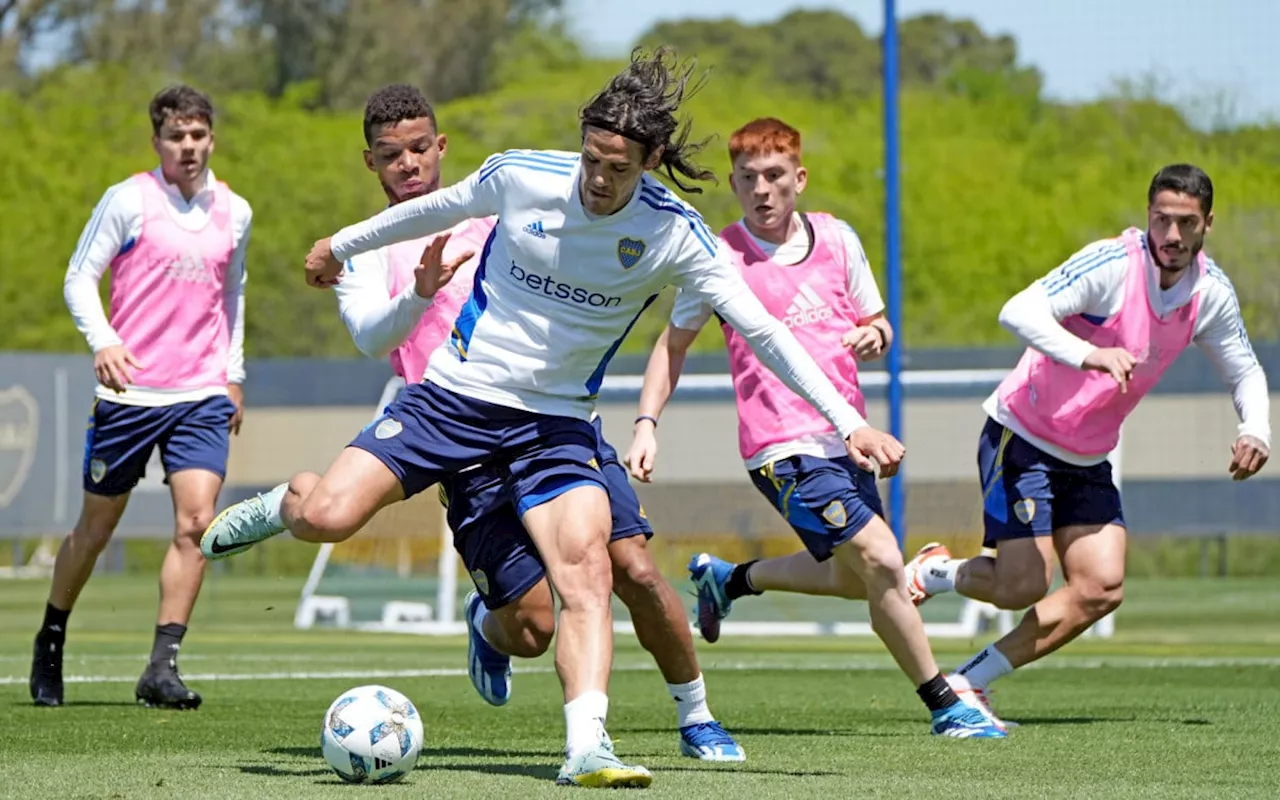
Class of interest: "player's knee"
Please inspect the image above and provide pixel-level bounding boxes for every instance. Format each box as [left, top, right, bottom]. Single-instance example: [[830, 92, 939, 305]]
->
[[611, 545, 663, 601], [175, 509, 215, 543], [69, 523, 114, 554], [1075, 579, 1124, 621], [855, 535, 907, 590], [554, 547, 613, 610]]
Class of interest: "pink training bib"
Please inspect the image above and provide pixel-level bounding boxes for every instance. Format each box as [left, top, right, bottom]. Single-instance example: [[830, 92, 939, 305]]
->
[[385, 216, 497, 382], [718, 213, 867, 461], [108, 171, 235, 390], [999, 227, 1202, 457]]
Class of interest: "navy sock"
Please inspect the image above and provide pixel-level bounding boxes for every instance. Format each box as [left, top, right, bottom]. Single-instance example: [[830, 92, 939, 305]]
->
[[724, 561, 763, 601], [150, 623, 187, 666], [41, 604, 69, 640]]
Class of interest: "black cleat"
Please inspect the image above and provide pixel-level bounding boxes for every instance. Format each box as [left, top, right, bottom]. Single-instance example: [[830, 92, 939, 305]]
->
[[135, 659, 202, 710], [30, 631, 65, 707]]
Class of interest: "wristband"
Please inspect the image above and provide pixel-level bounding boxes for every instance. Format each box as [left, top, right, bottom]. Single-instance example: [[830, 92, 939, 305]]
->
[[634, 415, 659, 428], [871, 322, 889, 350]]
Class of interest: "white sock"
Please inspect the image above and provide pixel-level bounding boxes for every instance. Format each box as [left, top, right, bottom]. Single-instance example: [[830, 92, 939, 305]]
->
[[262, 483, 288, 529], [922, 557, 964, 595], [470, 601, 498, 649], [668, 674, 714, 728], [954, 644, 1013, 690], [564, 691, 610, 759]]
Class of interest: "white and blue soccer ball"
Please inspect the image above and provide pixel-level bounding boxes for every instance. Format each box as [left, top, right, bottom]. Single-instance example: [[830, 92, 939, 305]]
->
[[320, 684, 424, 784]]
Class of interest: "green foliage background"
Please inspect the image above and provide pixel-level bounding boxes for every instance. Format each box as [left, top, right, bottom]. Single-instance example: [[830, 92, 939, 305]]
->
[[2, 20, 1277, 359]]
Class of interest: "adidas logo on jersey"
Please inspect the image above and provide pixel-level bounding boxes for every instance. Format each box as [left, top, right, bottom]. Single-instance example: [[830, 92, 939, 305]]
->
[[165, 252, 213, 284], [522, 220, 547, 239], [782, 283, 833, 327]]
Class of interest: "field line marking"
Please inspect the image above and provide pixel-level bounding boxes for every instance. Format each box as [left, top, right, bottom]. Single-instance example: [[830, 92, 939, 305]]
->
[[3, 657, 1278, 685]]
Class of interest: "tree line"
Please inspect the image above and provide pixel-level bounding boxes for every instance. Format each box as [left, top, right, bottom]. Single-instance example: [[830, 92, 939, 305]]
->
[[1, 5, 1276, 357]]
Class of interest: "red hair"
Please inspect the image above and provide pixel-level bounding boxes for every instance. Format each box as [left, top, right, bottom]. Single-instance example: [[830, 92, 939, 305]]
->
[[728, 117, 802, 164]]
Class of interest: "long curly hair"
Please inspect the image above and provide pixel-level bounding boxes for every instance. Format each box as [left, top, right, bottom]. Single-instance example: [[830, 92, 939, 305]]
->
[[579, 46, 717, 193]]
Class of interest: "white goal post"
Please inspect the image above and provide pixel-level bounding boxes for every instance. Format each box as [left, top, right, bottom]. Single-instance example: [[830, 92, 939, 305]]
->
[[295, 369, 1116, 639]]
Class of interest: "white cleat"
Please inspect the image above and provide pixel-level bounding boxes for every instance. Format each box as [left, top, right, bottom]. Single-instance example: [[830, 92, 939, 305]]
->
[[199, 491, 287, 560], [905, 542, 951, 606]]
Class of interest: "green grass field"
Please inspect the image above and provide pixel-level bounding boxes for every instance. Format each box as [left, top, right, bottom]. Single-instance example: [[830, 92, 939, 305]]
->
[[2, 574, 1278, 799]]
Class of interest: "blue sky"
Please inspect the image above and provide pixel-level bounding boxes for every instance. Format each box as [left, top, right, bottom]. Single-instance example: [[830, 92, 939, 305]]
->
[[566, 0, 1280, 125]]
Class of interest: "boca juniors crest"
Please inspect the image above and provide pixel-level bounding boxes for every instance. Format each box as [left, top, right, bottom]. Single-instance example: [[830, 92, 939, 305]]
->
[[0, 386, 38, 509], [617, 238, 646, 269]]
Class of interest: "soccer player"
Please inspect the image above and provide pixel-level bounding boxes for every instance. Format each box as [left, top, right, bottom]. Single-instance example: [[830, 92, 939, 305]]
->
[[323, 83, 743, 761], [30, 85, 251, 709], [625, 117, 1004, 739], [904, 164, 1271, 724], [202, 48, 900, 787]]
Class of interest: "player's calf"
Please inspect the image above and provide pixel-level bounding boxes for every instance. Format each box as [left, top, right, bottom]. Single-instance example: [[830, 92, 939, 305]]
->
[[521, 485, 615, 698], [611, 538, 746, 762], [984, 574, 1054, 611], [610, 537, 696, 679]]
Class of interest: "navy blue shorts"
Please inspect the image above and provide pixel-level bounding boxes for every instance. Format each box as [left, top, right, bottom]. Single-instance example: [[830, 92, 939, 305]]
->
[[351, 380, 606, 516], [443, 417, 652, 610], [749, 454, 883, 562], [82, 395, 237, 496], [978, 418, 1125, 548]]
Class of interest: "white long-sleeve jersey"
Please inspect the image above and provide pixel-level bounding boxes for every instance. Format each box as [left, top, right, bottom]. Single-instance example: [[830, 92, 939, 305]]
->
[[333, 242, 435, 360], [330, 149, 866, 437], [63, 167, 251, 405], [988, 234, 1271, 464]]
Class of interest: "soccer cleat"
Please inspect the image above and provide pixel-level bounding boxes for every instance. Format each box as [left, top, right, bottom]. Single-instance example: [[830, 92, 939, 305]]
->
[[904, 541, 951, 606], [688, 553, 735, 644], [679, 721, 746, 762], [930, 700, 1007, 738], [199, 494, 286, 560], [135, 659, 202, 710], [29, 632, 64, 707], [464, 592, 511, 706], [555, 744, 653, 788], [953, 684, 1017, 731]]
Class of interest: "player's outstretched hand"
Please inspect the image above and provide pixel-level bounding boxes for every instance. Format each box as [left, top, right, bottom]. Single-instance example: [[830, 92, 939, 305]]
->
[[94, 344, 142, 394], [1082, 347, 1137, 393], [1229, 434, 1269, 481], [841, 325, 885, 361], [845, 426, 905, 478], [415, 232, 475, 300], [305, 237, 343, 288], [625, 419, 659, 483]]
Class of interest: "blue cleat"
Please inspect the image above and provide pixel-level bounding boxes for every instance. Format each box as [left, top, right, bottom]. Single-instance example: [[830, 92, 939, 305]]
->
[[930, 700, 1008, 738], [679, 721, 746, 762], [464, 592, 511, 706], [688, 553, 735, 643]]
